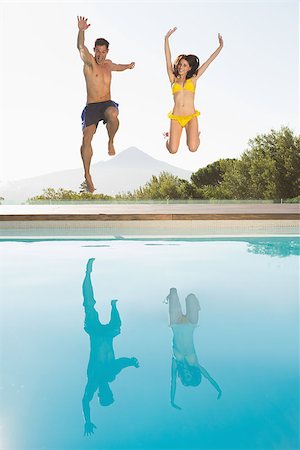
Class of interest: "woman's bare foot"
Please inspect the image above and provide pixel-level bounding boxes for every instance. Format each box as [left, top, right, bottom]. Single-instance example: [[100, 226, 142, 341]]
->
[[163, 132, 172, 153], [108, 141, 116, 156], [165, 140, 173, 154], [164, 287, 179, 304], [186, 293, 201, 310]]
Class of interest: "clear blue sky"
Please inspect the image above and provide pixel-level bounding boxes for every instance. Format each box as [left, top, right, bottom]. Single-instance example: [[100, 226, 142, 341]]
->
[[0, 0, 298, 181]]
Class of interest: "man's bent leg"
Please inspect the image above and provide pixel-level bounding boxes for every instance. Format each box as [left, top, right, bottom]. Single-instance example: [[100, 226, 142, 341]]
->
[[80, 124, 97, 192], [104, 107, 119, 156]]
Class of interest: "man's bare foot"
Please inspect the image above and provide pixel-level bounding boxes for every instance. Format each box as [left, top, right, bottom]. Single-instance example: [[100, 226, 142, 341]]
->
[[108, 141, 116, 156], [86, 258, 95, 272], [85, 175, 96, 193]]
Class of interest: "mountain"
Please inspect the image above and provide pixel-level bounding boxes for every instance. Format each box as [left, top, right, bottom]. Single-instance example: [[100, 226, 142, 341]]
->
[[0, 147, 192, 202]]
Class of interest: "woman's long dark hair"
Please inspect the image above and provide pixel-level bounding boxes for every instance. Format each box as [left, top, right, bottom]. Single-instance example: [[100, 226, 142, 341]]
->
[[177, 362, 202, 387], [173, 54, 200, 79]]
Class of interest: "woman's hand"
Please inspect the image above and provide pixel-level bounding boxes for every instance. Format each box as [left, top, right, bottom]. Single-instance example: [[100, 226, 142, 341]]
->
[[165, 27, 177, 39], [218, 33, 224, 48]]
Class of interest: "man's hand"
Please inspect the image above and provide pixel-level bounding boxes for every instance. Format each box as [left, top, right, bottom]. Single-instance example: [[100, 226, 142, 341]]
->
[[165, 27, 177, 39], [131, 357, 139, 368], [84, 422, 97, 436], [77, 16, 91, 31]]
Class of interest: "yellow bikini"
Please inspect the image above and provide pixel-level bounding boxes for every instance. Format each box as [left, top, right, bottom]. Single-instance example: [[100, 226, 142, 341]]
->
[[168, 78, 200, 127], [171, 77, 195, 94], [168, 110, 200, 128]]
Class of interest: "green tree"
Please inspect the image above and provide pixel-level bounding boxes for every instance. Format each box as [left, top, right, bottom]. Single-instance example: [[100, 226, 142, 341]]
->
[[126, 172, 190, 200], [26, 127, 300, 202], [190, 159, 236, 199], [191, 159, 235, 188], [220, 127, 300, 199]]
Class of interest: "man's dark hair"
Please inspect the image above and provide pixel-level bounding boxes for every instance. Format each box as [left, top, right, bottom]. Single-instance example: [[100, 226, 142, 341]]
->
[[94, 38, 109, 49]]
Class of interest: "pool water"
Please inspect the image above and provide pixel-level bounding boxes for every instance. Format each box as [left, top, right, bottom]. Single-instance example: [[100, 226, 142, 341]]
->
[[0, 237, 299, 450]]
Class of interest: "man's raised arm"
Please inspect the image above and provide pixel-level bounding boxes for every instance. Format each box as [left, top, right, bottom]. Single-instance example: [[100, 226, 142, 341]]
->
[[110, 62, 135, 72], [77, 16, 93, 66], [82, 380, 97, 436]]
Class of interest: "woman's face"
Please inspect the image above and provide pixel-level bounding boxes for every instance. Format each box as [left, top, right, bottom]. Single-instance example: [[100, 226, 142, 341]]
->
[[177, 58, 191, 77]]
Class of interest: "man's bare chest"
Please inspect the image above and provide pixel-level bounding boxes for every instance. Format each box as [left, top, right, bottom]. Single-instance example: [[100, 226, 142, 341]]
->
[[85, 66, 111, 85]]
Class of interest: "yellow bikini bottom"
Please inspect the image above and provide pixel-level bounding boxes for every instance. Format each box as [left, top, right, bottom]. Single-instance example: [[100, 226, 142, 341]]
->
[[168, 110, 200, 128]]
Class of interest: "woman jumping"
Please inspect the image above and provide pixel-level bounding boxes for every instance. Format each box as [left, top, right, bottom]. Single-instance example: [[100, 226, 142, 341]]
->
[[165, 288, 222, 410], [164, 27, 223, 154]]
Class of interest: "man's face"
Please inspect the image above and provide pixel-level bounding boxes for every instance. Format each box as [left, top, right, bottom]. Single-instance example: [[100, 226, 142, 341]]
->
[[94, 45, 109, 64]]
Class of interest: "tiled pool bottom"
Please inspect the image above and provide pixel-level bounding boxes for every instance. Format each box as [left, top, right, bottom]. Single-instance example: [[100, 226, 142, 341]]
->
[[0, 237, 299, 450], [0, 219, 299, 238]]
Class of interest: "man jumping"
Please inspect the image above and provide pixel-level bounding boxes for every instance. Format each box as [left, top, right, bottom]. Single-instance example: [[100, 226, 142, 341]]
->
[[77, 16, 135, 192]]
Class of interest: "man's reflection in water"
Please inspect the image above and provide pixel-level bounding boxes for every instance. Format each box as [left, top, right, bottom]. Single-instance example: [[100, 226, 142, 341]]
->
[[82, 258, 139, 436], [165, 288, 222, 410]]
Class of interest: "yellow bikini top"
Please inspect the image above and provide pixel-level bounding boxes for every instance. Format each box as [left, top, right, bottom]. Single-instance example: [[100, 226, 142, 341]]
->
[[172, 77, 195, 94]]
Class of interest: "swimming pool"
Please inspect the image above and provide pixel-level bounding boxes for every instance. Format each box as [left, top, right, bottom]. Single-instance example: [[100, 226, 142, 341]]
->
[[0, 236, 299, 450]]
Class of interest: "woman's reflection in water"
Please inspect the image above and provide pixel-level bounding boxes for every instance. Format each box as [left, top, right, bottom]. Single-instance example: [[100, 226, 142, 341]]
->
[[165, 288, 222, 410], [82, 258, 139, 436]]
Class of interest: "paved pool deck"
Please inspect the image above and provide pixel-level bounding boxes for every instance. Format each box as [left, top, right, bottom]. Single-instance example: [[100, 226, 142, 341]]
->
[[0, 203, 299, 221]]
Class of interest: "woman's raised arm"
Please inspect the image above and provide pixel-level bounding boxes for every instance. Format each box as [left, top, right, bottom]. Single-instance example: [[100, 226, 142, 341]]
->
[[195, 33, 224, 80], [164, 27, 177, 83]]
